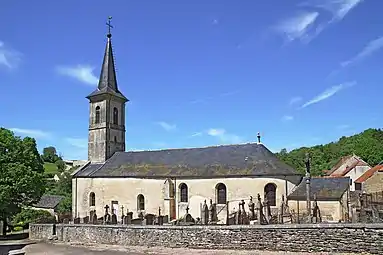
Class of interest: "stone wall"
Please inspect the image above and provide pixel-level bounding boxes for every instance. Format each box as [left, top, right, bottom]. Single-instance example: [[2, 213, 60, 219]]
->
[[30, 223, 383, 254], [29, 224, 55, 240]]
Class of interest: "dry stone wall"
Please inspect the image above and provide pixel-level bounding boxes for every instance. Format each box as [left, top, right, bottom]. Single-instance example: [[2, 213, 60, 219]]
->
[[30, 223, 383, 254]]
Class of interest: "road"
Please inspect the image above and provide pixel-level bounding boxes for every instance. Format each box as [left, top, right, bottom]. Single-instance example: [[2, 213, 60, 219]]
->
[[21, 242, 362, 255]]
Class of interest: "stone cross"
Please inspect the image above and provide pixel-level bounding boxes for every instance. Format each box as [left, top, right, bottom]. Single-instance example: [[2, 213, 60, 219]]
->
[[248, 196, 255, 220], [186, 205, 189, 214], [104, 204, 109, 215]]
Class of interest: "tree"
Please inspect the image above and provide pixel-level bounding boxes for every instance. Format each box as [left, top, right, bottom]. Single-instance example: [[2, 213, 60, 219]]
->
[[42, 146, 60, 163], [55, 159, 66, 173], [276, 128, 383, 176], [0, 128, 46, 236]]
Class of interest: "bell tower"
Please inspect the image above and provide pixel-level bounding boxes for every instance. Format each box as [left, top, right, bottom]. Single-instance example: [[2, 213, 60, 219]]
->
[[86, 17, 128, 163]]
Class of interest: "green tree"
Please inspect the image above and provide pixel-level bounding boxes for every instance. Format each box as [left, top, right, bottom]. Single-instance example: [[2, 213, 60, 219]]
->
[[42, 146, 60, 163], [0, 128, 46, 236], [55, 159, 66, 173], [276, 128, 383, 176]]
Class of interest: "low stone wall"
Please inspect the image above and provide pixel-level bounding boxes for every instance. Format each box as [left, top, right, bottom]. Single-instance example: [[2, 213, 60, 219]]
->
[[30, 223, 383, 254], [29, 224, 55, 240]]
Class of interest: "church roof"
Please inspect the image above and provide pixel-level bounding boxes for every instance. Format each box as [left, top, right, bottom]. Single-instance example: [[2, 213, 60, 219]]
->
[[86, 33, 128, 102], [74, 143, 302, 183], [287, 177, 350, 201]]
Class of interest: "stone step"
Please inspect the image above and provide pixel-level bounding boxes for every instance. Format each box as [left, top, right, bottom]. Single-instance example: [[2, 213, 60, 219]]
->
[[8, 249, 25, 255]]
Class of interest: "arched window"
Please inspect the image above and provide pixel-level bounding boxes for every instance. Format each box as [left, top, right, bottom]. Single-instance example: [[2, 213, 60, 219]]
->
[[137, 194, 145, 210], [264, 183, 277, 206], [89, 192, 95, 206], [179, 183, 188, 202], [95, 106, 101, 124], [216, 183, 227, 204], [113, 107, 118, 125]]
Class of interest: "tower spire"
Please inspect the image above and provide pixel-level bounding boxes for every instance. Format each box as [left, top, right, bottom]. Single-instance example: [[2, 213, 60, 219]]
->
[[86, 16, 127, 102]]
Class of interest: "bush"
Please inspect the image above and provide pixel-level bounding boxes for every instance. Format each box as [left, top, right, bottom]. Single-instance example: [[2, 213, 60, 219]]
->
[[13, 226, 23, 232], [12, 209, 55, 228]]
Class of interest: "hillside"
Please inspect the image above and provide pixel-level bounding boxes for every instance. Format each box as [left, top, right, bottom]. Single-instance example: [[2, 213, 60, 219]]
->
[[276, 128, 383, 176]]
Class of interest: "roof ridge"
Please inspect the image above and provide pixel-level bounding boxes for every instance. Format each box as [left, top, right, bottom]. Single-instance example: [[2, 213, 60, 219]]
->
[[125, 142, 265, 153]]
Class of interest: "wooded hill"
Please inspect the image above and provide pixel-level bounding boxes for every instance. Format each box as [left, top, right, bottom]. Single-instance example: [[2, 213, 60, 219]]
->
[[276, 128, 383, 176]]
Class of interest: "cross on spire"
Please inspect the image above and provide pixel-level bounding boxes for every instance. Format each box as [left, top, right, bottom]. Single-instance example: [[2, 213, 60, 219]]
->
[[106, 16, 113, 38]]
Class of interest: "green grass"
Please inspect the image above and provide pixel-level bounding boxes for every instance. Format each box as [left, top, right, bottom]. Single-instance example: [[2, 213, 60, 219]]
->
[[43, 162, 58, 174]]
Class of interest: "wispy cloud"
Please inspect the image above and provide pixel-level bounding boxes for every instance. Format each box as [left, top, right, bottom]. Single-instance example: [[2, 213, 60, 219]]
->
[[274, 11, 319, 42], [0, 41, 22, 69], [10, 128, 51, 139], [282, 115, 294, 121], [56, 65, 99, 85], [190, 90, 241, 105], [289, 96, 302, 106], [337, 124, 350, 130], [207, 128, 242, 144], [190, 132, 203, 137], [156, 121, 176, 131], [301, 81, 356, 108], [65, 138, 87, 149], [341, 36, 383, 67], [300, 0, 364, 40]]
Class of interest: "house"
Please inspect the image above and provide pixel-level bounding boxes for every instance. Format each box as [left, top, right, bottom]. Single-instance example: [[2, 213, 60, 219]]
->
[[31, 195, 65, 221], [288, 177, 351, 222], [326, 155, 371, 191], [354, 165, 383, 193]]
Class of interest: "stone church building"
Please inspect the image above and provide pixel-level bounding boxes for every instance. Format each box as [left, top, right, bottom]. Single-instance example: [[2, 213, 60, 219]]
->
[[72, 29, 304, 224]]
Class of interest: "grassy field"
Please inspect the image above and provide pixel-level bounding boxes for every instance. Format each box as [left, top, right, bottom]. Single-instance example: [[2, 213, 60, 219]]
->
[[43, 162, 58, 174]]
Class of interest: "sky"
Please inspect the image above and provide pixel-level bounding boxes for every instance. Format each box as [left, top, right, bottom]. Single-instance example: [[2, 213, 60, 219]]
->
[[1, 0, 382, 160]]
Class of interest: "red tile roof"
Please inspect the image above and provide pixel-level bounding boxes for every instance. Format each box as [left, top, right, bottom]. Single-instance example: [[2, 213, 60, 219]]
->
[[355, 165, 383, 183]]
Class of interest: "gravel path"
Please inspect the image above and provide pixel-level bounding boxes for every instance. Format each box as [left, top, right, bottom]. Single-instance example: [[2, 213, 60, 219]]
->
[[22, 242, 365, 255]]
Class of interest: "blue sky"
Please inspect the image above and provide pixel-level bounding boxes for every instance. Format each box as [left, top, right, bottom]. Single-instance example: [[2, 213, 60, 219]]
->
[[1, 0, 382, 160]]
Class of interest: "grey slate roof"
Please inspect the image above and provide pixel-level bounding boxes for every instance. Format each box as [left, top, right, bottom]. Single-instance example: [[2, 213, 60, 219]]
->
[[287, 177, 350, 201], [33, 195, 65, 209], [74, 143, 302, 184], [86, 34, 128, 102]]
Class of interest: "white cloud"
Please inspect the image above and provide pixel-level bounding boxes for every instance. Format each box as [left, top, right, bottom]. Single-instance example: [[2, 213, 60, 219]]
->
[[301, 81, 355, 108], [207, 128, 242, 144], [65, 138, 87, 149], [157, 121, 176, 131], [56, 65, 99, 85], [300, 0, 364, 40], [341, 36, 383, 67], [282, 115, 294, 121], [289, 96, 302, 106], [0, 41, 22, 69], [10, 128, 51, 139], [274, 12, 319, 42]]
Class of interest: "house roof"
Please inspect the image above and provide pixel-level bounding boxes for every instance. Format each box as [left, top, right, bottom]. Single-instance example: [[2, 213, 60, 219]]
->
[[74, 143, 302, 184], [287, 177, 350, 201], [33, 195, 65, 209], [355, 165, 383, 183], [327, 155, 369, 177]]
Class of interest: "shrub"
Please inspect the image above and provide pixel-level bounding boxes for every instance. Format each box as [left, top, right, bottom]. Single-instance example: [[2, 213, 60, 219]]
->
[[13, 226, 23, 232], [12, 209, 55, 228]]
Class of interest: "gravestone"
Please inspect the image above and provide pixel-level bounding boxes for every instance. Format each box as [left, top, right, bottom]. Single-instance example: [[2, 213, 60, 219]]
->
[[201, 200, 209, 225], [0, 220, 3, 236], [248, 196, 255, 220]]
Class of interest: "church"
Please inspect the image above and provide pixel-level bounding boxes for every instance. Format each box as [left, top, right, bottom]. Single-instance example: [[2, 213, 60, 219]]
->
[[71, 26, 304, 224]]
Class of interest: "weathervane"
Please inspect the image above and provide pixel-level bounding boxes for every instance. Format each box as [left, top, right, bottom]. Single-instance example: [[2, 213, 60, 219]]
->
[[106, 16, 113, 37]]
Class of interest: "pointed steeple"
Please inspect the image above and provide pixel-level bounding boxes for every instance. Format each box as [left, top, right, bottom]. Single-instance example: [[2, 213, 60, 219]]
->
[[87, 17, 128, 102]]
